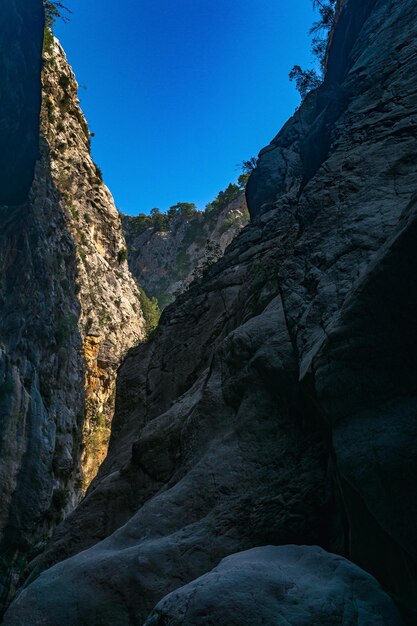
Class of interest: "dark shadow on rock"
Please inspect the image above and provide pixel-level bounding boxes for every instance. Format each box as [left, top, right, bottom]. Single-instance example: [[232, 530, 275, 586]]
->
[[0, 0, 44, 205], [0, 140, 86, 615]]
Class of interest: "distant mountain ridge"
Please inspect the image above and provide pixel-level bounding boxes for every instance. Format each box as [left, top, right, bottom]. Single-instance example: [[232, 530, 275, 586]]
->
[[122, 192, 249, 309]]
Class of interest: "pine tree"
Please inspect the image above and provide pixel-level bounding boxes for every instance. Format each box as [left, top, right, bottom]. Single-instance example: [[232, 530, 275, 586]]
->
[[44, 1, 70, 30], [289, 0, 337, 101]]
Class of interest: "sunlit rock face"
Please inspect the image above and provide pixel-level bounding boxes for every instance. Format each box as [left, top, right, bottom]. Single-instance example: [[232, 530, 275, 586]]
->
[[3, 0, 417, 624], [122, 193, 249, 309], [40, 39, 146, 491], [0, 33, 145, 614], [0, 0, 44, 205]]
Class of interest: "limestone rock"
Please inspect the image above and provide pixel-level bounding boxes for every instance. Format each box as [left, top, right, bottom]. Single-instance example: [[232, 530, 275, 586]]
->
[[144, 546, 404, 626], [4, 0, 417, 623], [41, 40, 146, 491], [122, 193, 249, 309], [0, 34, 145, 612]]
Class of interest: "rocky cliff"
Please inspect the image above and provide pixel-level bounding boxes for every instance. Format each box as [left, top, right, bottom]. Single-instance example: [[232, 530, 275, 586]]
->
[[3, 0, 417, 623], [122, 193, 249, 309], [41, 38, 146, 489], [0, 29, 145, 612]]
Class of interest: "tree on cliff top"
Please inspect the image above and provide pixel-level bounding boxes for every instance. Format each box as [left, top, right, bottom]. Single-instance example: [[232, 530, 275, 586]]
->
[[44, 1, 71, 29], [310, 0, 337, 70], [205, 183, 241, 215], [289, 0, 337, 101], [289, 66, 322, 101], [168, 203, 197, 218], [43, 1, 71, 55], [237, 157, 258, 189]]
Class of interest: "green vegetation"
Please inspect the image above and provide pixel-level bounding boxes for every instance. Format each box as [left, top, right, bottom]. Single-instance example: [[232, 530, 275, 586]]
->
[[168, 202, 197, 218], [289, 0, 337, 100], [43, 2, 70, 56], [117, 248, 128, 264], [43, 26, 54, 56], [219, 209, 246, 235], [94, 164, 103, 182], [0, 379, 14, 399], [150, 208, 169, 232], [44, 1, 70, 30], [123, 213, 150, 237], [182, 218, 206, 248], [54, 314, 77, 346], [289, 66, 322, 101], [205, 183, 241, 216], [139, 288, 161, 338], [98, 309, 111, 327], [68, 203, 79, 221], [124, 158, 255, 235], [237, 157, 258, 189], [45, 96, 55, 123]]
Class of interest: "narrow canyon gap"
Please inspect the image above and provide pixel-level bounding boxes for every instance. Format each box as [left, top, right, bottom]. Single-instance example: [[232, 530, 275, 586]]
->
[[1, 0, 417, 624]]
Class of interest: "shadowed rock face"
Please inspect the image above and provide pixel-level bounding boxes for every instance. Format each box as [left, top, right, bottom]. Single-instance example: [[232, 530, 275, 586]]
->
[[144, 546, 404, 625], [3, 0, 417, 623], [0, 0, 44, 205], [246, 0, 379, 218]]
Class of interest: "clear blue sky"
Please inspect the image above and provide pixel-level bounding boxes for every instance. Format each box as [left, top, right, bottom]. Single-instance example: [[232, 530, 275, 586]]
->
[[55, 1, 317, 215]]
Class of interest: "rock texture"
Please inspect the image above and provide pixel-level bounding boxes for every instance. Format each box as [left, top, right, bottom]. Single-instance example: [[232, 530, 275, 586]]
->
[[0, 34, 144, 612], [0, 0, 44, 205], [122, 193, 249, 309], [41, 39, 145, 489], [3, 0, 417, 623], [144, 546, 403, 625]]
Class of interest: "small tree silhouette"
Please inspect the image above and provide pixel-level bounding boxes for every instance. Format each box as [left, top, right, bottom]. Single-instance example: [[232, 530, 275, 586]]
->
[[289, 0, 337, 101], [289, 66, 322, 101], [237, 157, 258, 189], [44, 1, 71, 30]]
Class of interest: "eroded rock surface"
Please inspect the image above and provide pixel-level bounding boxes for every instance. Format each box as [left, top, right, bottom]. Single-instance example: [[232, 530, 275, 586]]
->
[[144, 546, 403, 625], [41, 39, 145, 488], [3, 0, 417, 623], [0, 34, 144, 612]]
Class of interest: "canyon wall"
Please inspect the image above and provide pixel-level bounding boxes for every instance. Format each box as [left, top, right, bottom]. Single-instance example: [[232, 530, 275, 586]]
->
[[123, 193, 249, 309], [41, 38, 146, 489], [4, 0, 417, 624], [0, 0, 44, 204], [0, 26, 145, 612]]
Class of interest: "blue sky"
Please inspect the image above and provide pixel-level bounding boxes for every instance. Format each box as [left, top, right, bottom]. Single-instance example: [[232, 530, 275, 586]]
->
[[55, 1, 317, 215]]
